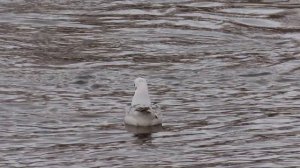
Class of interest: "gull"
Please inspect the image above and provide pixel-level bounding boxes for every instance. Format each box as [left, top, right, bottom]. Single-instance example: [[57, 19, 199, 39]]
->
[[124, 77, 162, 126]]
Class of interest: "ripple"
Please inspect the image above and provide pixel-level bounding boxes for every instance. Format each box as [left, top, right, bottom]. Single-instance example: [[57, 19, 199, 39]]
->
[[221, 8, 284, 16], [233, 18, 282, 28]]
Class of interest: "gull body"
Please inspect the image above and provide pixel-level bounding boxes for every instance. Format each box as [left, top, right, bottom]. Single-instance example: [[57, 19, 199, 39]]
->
[[124, 77, 162, 126]]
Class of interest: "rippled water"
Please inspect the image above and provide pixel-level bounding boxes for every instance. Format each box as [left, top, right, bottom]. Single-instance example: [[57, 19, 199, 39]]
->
[[1, 0, 300, 167]]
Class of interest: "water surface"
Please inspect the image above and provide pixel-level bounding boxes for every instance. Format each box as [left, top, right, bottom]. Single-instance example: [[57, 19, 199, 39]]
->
[[0, 0, 300, 167]]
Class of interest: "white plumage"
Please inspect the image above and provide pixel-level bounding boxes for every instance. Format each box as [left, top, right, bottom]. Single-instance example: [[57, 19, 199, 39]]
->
[[124, 77, 162, 126]]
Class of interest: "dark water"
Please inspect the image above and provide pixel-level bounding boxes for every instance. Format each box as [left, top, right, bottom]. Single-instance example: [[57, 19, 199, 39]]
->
[[1, 0, 300, 167]]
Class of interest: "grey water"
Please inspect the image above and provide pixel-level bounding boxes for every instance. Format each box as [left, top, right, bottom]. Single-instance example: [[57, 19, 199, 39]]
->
[[0, 0, 300, 167]]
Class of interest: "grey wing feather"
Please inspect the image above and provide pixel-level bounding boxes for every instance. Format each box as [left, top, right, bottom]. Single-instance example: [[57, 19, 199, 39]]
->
[[135, 106, 150, 112]]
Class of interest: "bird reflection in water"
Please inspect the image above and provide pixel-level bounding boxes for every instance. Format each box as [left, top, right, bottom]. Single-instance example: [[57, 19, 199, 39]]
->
[[125, 124, 163, 144]]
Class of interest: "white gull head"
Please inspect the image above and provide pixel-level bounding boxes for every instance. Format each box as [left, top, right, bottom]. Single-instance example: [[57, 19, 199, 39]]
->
[[131, 77, 151, 107], [124, 77, 162, 127]]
